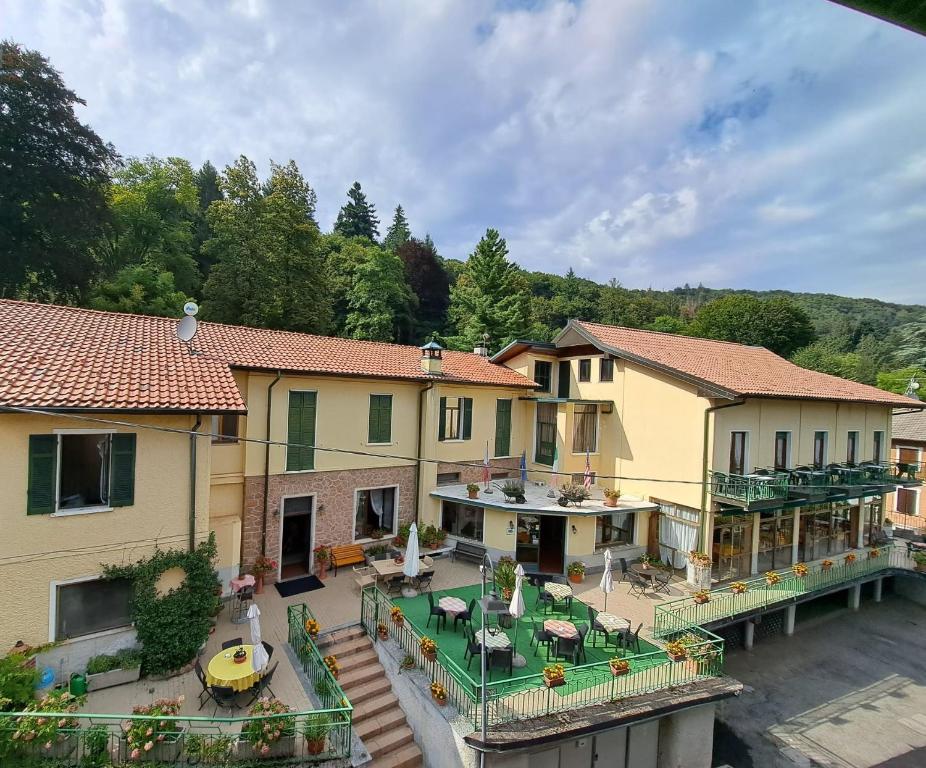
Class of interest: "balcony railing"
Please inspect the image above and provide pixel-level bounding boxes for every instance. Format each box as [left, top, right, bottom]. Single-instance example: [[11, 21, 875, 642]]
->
[[653, 545, 906, 637], [709, 471, 789, 504]]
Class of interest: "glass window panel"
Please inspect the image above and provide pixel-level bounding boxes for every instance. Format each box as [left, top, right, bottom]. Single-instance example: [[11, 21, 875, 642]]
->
[[440, 501, 484, 542], [56, 578, 132, 641]]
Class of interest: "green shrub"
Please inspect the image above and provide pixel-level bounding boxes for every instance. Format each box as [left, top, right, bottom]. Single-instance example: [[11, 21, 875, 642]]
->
[[86, 648, 142, 675], [0, 654, 40, 711]]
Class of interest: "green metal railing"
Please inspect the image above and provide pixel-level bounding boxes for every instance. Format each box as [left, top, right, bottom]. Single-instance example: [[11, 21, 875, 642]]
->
[[653, 546, 894, 636], [709, 471, 789, 504]]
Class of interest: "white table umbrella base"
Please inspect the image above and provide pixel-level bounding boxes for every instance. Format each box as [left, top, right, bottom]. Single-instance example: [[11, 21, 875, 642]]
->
[[512, 653, 527, 668]]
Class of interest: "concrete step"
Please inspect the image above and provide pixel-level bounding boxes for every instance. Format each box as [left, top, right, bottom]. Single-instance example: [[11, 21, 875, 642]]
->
[[354, 706, 408, 741], [339, 662, 386, 691], [365, 725, 415, 760], [369, 742, 423, 768], [344, 676, 392, 701], [317, 624, 366, 649], [352, 692, 399, 724], [337, 648, 378, 672], [323, 635, 374, 660]]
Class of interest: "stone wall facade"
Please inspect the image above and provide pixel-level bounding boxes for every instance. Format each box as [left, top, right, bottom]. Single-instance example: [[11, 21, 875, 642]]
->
[[436, 457, 521, 486], [243, 464, 417, 581]]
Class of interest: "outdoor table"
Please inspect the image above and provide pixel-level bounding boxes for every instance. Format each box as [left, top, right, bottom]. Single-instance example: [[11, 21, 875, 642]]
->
[[475, 628, 512, 650], [595, 612, 630, 634], [206, 643, 261, 693], [544, 582, 573, 600], [230, 574, 256, 593], [372, 558, 434, 579], [543, 619, 578, 640], [438, 596, 467, 621], [629, 563, 659, 588]]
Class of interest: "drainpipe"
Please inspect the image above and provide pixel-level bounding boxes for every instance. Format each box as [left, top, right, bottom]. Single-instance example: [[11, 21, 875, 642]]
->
[[415, 382, 435, 523], [700, 399, 746, 549], [262, 371, 283, 557], [189, 415, 202, 552]]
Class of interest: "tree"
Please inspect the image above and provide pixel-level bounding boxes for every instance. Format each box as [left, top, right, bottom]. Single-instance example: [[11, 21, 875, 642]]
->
[[877, 366, 926, 396], [689, 295, 815, 357], [447, 228, 532, 352], [0, 40, 117, 300], [193, 161, 223, 278], [89, 264, 188, 317], [791, 341, 861, 380], [201, 156, 332, 333], [383, 205, 411, 252], [647, 315, 689, 334], [396, 238, 450, 340], [344, 247, 416, 341], [334, 181, 379, 241]]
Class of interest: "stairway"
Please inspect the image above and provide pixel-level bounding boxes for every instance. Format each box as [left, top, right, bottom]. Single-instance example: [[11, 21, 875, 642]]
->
[[317, 626, 423, 768]]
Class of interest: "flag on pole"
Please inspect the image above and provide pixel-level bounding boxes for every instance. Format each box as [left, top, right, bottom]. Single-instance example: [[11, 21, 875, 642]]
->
[[583, 450, 592, 489], [483, 442, 491, 489]]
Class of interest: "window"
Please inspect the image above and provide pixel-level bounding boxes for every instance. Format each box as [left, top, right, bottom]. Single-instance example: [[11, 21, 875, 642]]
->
[[436, 472, 460, 486], [557, 361, 570, 399], [27, 432, 136, 515], [756, 510, 794, 572], [534, 361, 552, 393], [440, 501, 484, 541], [491, 471, 511, 480], [286, 391, 316, 471], [535, 402, 557, 466], [211, 414, 239, 444], [596, 511, 635, 547], [572, 472, 596, 486], [873, 431, 885, 463], [578, 359, 591, 382], [599, 358, 614, 382], [368, 394, 393, 444], [572, 404, 598, 453], [846, 431, 859, 464], [439, 396, 472, 441], [813, 431, 828, 468], [354, 486, 397, 540], [729, 432, 747, 475], [898, 488, 917, 515], [494, 399, 512, 457], [55, 578, 132, 641], [774, 431, 790, 471]]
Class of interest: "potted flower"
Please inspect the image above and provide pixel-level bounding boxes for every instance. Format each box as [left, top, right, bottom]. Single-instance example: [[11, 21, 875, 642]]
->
[[543, 663, 566, 688], [252, 555, 277, 594], [239, 697, 296, 760], [913, 552, 926, 573], [420, 636, 437, 662], [567, 561, 586, 584], [764, 571, 781, 586], [301, 713, 331, 756], [323, 655, 339, 680], [391, 606, 404, 627], [665, 641, 687, 662], [466, 483, 480, 500], [603, 488, 621, 507], [399, 655, 416, 672], [13, 689, 84, 759], [821, 559, 834, 571], [86, 648, 142, 691], [377, 622, 389, 640], [792, 563, 808, 578], [304, 619, 320, 639], [730, 581, 748, 595], [501, 480, 526, 503], [233, 646, 248, 665], [371, 527, 387, 540], [869, 548, 881, 559], [639, 553, 655, 570], [693, 590, 710, 605], [845, 553, 857, 565], [559, 483, 590, 507], [313, 545, 330, 579], [608, 657, 630, 677], [430, 681, 448, 706], [121, 696, 185, 762]]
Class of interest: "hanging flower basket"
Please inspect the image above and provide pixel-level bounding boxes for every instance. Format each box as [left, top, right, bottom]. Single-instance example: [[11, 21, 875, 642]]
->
[[869, 548, 881, 559], [376, 623, 389, 641], [764, 571, 781, 586], [390, 607, 404, 626], [543, 664, 566, 688], [821, 560, 833, 571], [693, 590, 710, 605], [730, 581, 748, 595], [792, 563, 808, 578], [609, 658, 630, 677], [305, 619, 320, 638], [845, 553, 857, 565], [430, 681, 447, 705], [420, 636, 437, 662]]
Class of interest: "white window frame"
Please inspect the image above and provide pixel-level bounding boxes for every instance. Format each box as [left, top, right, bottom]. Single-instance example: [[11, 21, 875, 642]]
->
[[285, 389, 318, 474], [367, 392, 394, 446], [277, 493, 318, 582], [49, 573, 133, 644], [352, 484, 400, 543], [51, 428, 117, 516], [571, 403, 600, 455]]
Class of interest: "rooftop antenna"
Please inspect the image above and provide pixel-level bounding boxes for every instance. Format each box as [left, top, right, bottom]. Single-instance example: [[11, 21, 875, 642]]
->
[[176, 301, 199, 355], [905, 376, 921, 400]]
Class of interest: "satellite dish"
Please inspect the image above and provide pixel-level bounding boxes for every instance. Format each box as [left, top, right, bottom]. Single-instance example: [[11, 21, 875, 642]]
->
[[183, 301, 199, 317], [177, 315, 198, 343]]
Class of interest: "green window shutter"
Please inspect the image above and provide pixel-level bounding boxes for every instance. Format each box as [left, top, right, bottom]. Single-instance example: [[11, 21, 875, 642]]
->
[[369, 395, 392, 443], [462, 398, 473, 440], [287, 391, 316, 471], [495, 399, 512, 457], [438, 396, 447, 441], [27, 434, 57, 515], [110, 433, 137, 507]]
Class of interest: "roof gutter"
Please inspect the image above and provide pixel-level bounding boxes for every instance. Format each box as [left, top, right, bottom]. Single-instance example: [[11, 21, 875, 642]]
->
[[261, 370, 283, 557], [415, 381, 435, 521], [189, 415, 202, 552], [699, 399, 746, 549]]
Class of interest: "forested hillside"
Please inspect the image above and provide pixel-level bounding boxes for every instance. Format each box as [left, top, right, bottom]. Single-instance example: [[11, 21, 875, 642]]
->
[[2, 40, 923, 394]]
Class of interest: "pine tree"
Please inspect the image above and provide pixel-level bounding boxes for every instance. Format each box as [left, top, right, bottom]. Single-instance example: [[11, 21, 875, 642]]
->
[[447, 228, 532, 352], [333, 181, 379, 242], [396, 238, 450, 340], [383, 204, 411, 251], [193, 161, 223, 278]]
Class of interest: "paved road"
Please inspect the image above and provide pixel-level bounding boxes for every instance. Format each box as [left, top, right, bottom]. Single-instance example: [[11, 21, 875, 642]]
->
[[714, 594, 926, 768]]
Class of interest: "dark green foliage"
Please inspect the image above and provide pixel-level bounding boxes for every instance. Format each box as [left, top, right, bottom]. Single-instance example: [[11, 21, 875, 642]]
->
[[0, 40, 117, 300], [89, 263, 188, 317], [103, 535, 221, 676], [0, 654, 41, 711], [85, 648, 142, 675], [877, 366, 926, 395], [383, 204, 411, 252], [334, 181, 379, 241], [345, 246, 416, 342], [193, 160, 224, 277], [396, 238, 451, 339]]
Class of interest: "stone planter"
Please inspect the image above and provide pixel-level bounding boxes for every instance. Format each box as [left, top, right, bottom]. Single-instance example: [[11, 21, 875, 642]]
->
[[237, 733, 296, 760], [120, 728, 185, 763], [87, 665, 141, 692]]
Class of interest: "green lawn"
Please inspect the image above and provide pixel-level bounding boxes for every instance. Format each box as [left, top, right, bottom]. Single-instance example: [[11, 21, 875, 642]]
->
[[392, 583, 660, 691]]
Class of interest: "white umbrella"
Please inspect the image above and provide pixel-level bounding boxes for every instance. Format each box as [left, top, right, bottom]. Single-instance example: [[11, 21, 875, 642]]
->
[[509, 564, 527, 667], [402, 523, 420, 596], [247, 604, 269, 671], [600, 549, 614, 612]]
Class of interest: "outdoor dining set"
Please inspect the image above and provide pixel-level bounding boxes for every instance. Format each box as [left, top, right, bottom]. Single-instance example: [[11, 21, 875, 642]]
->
[[195, 638, 277, 715]]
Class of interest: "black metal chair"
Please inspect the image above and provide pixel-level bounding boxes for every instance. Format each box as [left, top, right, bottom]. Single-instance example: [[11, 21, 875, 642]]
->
[[621, 623, 643, 653], [653, 570, 672, 594], [575, 623, 589, 664], [618, 558, 629, 582], [454, 598, 477, 633], [194, 660, 211, 710], [209, 685, 238, 715], [415, 571, 434, 591], [552, 636, 581, 665], [530, 619, 552, 658], [256, 661, 279, 699], [463, 626, 482, 671], [627, 572, 648, 598], [488, 647, 513, 679], [426, 591, 447, 633], [221, 637, 243, 650]]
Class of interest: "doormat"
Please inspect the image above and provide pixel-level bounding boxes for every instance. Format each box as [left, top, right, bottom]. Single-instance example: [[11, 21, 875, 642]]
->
[[274, 575, 325, 598]]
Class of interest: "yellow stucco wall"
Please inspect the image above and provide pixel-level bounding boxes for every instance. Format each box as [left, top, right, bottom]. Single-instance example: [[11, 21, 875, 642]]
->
[[483, 507, 517, 551], [566, 514, 597, 557], [0, 413, 211, 648]]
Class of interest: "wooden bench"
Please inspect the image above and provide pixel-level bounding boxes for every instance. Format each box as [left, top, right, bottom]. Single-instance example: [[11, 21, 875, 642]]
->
[[452, 539, 486, 565], [330, 544, 366, 576]]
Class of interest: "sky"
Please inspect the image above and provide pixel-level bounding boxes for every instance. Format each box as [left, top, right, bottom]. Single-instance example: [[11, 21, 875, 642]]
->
[[4, 0, 926, 303]]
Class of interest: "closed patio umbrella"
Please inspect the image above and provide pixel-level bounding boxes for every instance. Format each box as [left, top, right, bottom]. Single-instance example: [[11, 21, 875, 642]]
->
[[402, 522, 421, 597], [600, 549, 614, 612], [247, 604, 269, 671], [509, 564, 527, 667]]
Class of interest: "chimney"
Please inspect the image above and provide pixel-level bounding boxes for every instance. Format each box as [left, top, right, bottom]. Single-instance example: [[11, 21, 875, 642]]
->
[[420, 340, 443, 376], [473, 333, 490, 357]]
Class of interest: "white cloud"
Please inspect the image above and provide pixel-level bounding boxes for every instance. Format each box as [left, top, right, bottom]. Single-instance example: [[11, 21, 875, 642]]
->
[[757, 199, 820, 224]]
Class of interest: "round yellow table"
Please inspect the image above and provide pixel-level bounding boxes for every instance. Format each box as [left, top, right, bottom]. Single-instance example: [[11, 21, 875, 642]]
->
[[206, 644, 261, 693]]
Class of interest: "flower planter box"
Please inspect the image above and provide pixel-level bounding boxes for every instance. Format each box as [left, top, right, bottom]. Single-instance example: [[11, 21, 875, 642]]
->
[[543, 676, 565, 688], [87, 665, 141, 692], [433, 695, 447, 706], [120, 728, 185, 763], [238, 733, 296, 761], [667, 652, 687, 662], [609, 666, 629, 677], [693, 596, 710, 605], [422, 651, 436, 663]]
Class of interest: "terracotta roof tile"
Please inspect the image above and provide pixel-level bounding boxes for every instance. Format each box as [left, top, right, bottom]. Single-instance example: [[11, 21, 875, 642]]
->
[[574, 320, 924, 408], [0, 301, 533, 413], [893, 410, 926, 442]]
